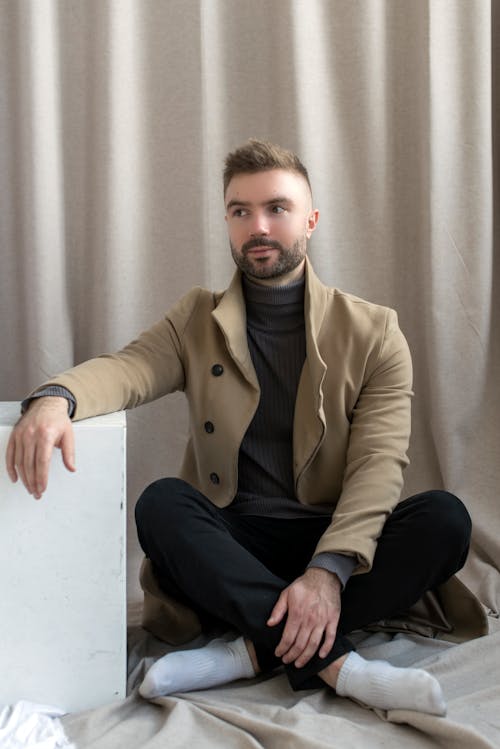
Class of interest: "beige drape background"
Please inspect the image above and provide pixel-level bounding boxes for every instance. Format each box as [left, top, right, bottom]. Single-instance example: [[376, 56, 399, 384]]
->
[[1, 0, 498, 621]]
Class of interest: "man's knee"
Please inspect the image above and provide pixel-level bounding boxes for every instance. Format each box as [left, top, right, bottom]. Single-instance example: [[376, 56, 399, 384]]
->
[[408, 490, 471, 571], [135, 477, 195, 531], [424, 490, 471, 541], [135, 477, 216, 531]]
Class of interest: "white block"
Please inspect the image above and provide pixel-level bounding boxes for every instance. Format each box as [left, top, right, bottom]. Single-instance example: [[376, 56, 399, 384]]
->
[[0, 403, 127, 712]]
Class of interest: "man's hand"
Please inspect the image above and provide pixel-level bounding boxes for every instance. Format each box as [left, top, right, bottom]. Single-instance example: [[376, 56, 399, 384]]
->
[[267, 567, 342, 669], [5, 396, 75, 499]]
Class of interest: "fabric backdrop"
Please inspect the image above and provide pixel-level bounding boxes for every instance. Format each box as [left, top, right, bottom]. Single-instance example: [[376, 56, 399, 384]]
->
[[0, 0, 498, 621]]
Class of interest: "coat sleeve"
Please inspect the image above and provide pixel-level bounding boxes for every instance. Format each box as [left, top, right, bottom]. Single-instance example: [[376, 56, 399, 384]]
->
[[312, 308, 413, 573], [29, 288, 204, 421]]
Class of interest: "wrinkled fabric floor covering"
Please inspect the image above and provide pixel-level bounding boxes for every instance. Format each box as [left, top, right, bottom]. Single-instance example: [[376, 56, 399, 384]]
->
[[63, 622, 500, 749]]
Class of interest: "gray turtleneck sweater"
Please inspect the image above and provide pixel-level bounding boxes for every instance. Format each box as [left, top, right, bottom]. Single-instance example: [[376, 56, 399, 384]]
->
[[229, 274, 355, 587]]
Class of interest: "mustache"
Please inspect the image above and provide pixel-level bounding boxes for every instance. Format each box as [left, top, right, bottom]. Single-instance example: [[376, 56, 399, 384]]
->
[[242, 238, 284, 253]]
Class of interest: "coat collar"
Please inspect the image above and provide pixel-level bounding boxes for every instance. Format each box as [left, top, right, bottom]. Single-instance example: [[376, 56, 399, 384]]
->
[[302, 256, 328, 388], [211, 268, 258, 389], [211, 256, 328, 393]]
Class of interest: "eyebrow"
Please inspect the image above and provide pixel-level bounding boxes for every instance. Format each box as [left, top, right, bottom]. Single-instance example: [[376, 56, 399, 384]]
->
[[226, 196, 294, 210]]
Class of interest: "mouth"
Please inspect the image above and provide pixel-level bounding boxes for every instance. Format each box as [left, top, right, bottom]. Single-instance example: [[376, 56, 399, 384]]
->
[[242, 239, 282, 254], [247, 246, 277, 254]]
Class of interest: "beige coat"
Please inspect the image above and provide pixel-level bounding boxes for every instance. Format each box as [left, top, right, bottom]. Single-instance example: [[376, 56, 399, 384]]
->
[[42, 258, 487, 643]]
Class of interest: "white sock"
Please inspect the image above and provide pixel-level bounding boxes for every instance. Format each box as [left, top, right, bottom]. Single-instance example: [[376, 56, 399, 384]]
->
[[139, 636, 256, 698], [335, 651, 446, 715]]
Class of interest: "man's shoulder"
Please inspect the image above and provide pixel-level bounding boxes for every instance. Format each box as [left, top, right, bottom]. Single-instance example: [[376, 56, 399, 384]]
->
[[170, 272, 238, 310], [313, 282, 403, 343], [167, 285, 218, 317], [306, 259, 396, 323], [164, 279, 239, 335], [313, 276, 396, 325], [327, 286, 394, 315]]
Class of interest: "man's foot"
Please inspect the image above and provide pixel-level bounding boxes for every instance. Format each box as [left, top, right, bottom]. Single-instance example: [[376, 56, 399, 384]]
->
[[139, 636, 256, 699], [320, 651, 446, 715]]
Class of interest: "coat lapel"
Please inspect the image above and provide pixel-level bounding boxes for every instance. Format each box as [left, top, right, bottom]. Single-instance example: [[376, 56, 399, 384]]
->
[[294, 258, 328, 486], [211, 270, 259, 391]]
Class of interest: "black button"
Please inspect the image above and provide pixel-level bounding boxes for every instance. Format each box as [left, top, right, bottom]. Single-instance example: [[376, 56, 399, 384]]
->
[[210, 472, 220, 484], [204, 421, 214, 433], [211, 364, 224, 376]]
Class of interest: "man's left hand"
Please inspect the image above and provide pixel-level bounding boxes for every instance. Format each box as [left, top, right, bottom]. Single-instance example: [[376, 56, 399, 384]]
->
[[267, 567, 341, 669]]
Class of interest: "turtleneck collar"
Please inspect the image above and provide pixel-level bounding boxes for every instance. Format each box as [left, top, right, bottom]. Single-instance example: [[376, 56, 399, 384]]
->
[[242, 274, 305, 332]]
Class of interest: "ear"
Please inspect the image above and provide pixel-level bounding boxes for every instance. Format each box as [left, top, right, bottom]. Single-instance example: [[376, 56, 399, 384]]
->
[[306, 209, 320, 238]]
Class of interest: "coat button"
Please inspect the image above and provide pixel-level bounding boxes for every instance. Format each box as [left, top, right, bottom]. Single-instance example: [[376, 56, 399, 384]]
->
[[210, 472, 220, 484], [204, 421, 214, 433], [211, 364, 224, 376]]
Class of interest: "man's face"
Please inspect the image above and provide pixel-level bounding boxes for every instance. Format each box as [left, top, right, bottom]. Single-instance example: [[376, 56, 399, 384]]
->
[[225, 169, 319, 285]]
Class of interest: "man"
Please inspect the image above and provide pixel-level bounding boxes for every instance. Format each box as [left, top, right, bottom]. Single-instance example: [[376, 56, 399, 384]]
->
[[6, 140, 484, 714]]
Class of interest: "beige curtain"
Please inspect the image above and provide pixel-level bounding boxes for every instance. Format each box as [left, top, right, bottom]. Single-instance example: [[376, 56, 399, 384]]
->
[[1, 0, 498, 619]]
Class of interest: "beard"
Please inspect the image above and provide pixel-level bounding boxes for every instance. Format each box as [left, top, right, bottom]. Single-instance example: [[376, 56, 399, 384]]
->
[[230, 236, 306, 280]]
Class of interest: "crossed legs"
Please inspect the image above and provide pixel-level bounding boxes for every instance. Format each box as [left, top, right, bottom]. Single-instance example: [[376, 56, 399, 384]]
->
[[135, 480, 471, 712]]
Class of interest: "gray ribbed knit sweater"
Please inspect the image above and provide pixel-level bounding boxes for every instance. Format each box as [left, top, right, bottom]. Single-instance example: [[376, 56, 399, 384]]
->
[[233, 274, 333, 519], [231, 275, 355, 586]]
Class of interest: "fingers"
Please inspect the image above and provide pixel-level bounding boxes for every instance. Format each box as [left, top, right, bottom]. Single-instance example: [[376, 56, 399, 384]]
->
[[5, 399, 75, 498], [8, 431, 29, 492], [22, 434, 37, 495], [267, 589, 288, 627], [60, 428, 76, 473], [319, 620, 337, 660], [5, 432, 19, 483], [289, 624, 326, 669], [274, 609, 301, 660], [269, 589, 326, 668], [277, 612, 334, 668], [12, 425, 47, 498], [33, 435, 57, 498], [273, 595, 322, 665], [268, 571, 341, 669]]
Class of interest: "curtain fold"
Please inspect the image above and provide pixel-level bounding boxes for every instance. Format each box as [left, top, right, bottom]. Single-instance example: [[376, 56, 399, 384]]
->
[[1, 0, 498, 615]]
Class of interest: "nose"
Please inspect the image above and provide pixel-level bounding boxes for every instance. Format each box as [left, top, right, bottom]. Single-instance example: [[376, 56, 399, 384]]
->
[[249, 211, 270, 237]]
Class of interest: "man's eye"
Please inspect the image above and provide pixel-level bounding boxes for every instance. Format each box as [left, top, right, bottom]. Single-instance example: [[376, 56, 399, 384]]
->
[[271, 205, 286, 214], [232, 208, 247, 217]]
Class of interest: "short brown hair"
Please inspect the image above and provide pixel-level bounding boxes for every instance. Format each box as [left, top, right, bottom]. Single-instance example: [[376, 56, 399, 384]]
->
[[223, 139, 311, 195]]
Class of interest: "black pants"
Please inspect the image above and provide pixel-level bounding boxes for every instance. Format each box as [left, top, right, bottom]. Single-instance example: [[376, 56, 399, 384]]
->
[[135, 479, 471, 690]]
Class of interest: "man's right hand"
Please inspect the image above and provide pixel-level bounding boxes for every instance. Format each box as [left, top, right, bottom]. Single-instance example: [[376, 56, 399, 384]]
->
[[5, 396, 76, 499]]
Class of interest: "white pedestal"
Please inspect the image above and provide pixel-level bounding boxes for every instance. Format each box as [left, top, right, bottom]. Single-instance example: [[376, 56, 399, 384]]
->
[[0, 403, 127, 712]]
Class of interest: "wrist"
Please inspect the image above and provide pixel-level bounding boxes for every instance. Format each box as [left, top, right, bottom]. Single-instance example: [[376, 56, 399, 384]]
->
[[305, 566, 341, 589], [28, 396, 69, 413]]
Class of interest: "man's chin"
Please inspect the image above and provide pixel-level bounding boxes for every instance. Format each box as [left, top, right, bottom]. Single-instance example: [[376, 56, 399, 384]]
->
[[233, 256, 276, 278], [245, 262, 284, 280]]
